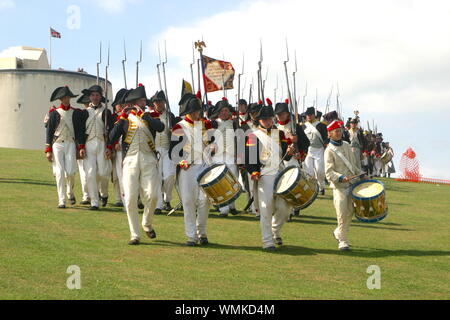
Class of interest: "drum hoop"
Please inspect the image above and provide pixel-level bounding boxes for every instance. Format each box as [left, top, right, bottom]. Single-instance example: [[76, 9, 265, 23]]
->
[[215, 187, 243, 208], [351, 179, 385, 201], [273, 165, 301, 195], [295, 182, 320, 210], [197, 163, 228, 187], [356, 210, 388, 223]]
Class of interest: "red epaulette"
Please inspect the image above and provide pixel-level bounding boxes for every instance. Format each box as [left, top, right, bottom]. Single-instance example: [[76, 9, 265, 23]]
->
[[149, 111, 161, 118], [172, 123, 183, 133], [204, 119, 213, 130]]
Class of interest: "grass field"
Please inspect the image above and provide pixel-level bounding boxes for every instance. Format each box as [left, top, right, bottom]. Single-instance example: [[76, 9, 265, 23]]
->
[[0, 147, 449, 300]]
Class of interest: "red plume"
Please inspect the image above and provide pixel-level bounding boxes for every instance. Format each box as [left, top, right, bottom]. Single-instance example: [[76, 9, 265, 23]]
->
[[196, 91, 202, 99], [266, 98, 273, 106], [138, 83, 144, 87], [208, 101, 212, 105], [258, 100, 263, 105], [285, 99, 289, 104], [222, 97, 228, 101]]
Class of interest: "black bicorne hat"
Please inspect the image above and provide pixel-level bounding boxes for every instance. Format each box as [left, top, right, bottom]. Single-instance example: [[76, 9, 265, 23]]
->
[[305, 107, 316, 116], [256, 105, 275, 120], [125, 85, 147, 103], [179, 93, 196, 107], [180, 97, 202, 117], [247, 103, 262, 114], [112, 89, 129, 107], [50, 86, 78, 102], [76, 94, 91, 105], [238, 99, 248, 106], [83, 85, 104, 96], [274, 102, 290, 115], [153, 90, 167, 102], [323, 111, 338, 123]]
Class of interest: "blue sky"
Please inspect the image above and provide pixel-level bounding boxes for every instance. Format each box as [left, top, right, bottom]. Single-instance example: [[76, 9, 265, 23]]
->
[[1, 0, 450, 179]]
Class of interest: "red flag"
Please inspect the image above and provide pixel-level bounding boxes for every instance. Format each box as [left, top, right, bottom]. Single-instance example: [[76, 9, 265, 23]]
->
[[202, 56, 235, 93], [50, 28, 61, 39]]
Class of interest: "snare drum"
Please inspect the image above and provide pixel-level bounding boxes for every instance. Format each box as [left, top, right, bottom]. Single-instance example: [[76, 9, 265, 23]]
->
[[380, 152, 393, 165], [197, 164, 242, 208], [274, 166, 319, 210], [351, 180, 388, 223]]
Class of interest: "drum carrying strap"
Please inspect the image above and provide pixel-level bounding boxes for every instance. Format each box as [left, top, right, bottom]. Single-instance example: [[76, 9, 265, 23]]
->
[[329, 145, 359, 176]]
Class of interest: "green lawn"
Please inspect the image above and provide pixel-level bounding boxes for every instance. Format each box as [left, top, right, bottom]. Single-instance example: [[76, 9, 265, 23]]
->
[[0, 147, 449, 300]]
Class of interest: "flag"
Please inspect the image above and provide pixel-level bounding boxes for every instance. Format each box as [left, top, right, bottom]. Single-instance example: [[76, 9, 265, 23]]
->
[[50, 28, 61, 39], [181, 79, 193, 98], [202, 56, 235, 93]]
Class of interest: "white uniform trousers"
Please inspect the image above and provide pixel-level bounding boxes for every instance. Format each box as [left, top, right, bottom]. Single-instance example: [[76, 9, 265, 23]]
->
[[374, 158, 382, 176], [52, 141, 77, 206], [156, 147, 176, 209], [256, 174, 292, 249], [77, 159, 89, 202], [83, 138, 112, 207], [112, 150, 124, 204], [332, 187, 354, 247], [122, 151, 160, 240], [304, 146, 326, 190], [178, 165, 211, 242]]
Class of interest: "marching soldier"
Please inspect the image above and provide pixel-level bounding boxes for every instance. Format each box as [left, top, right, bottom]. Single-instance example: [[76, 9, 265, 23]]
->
[[210, 98, 240, 217], [302, 107, 329, 195], [245, 102, 296, 251], [151, 91, 177, 214], [45, 86, 85, 208], [111, 89, 130, 208], [274, 100, 310, 167], [325, 120, 366, 251], [76, 92, 91, 205], [109, 84, 165, 245], [79, 85, 114, 211], [348, 118, 364, 171], [170, 94, 214, 247]]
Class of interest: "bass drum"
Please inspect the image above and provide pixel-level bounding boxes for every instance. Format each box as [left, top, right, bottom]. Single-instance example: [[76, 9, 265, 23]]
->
[[351, 180, 388, 223], [197, 164, 242, 208], [274, 166, 319, 210]]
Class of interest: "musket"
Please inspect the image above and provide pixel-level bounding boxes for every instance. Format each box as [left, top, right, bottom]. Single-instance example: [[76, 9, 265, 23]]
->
[[122, 39, 128, 89], [249, 78, 253, 104], [157, 43, 163, 91], [274, 75, 279, 103], [262, 68, 268, 99], [337, 83, 341, 118], [161, 40, 172, 119], [190, 43, 196, 93], [136, 40, 143, 87], [257, 40, 264, 103], [283, 38, 296, 134], [302, 81, 308, 114], [238, 53, 244, 104], [221, 54, 227, 98], [326, 86, 334, 114], [96, 42, 102, 85], [104, 42, 110, 138], [292, 50, 298, 123]]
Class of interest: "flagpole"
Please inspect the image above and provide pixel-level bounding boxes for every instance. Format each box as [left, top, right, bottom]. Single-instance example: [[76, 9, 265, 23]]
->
[[195, 41, 208, 107], [49, 27, 52, 69]]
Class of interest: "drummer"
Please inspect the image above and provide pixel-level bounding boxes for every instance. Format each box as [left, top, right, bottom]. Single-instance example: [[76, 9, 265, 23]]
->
[[324, 120, 366, 251], [245, 101, 296, 251]]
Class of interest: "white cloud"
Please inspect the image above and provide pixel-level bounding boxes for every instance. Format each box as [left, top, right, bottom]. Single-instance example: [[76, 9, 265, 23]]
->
[[0, 0, 14, 10], [151, 0, 450, 114]]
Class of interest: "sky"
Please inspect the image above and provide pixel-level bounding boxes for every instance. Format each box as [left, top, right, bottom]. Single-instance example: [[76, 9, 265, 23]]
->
[[1, 0, 450, 179]]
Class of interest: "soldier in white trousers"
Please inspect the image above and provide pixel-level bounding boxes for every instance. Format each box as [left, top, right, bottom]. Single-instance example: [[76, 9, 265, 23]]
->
[[325, 120, 367, 251], [245, 102, 295, 251], [150, 91, 177, 214], [79, 85, 114, 211], [210, 98, 240, 217], [170, 94, 214, 247], [109, 84, 165, 245], [76, 93, 92, 205], [45, 86, 84, 208], [302, 107, 329, 195]]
